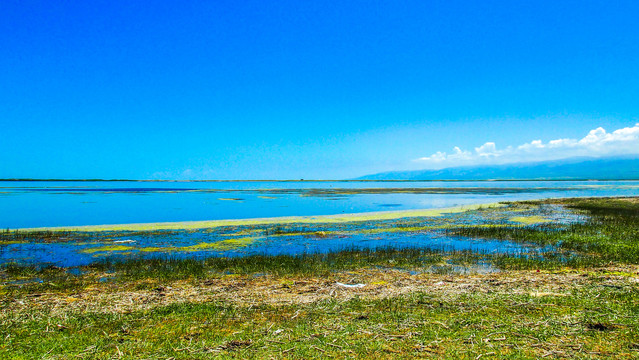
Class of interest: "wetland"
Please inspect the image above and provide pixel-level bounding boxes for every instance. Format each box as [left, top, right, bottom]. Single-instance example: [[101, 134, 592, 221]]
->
[[1, 197, 639, 358], [1, 181, 639, 359]]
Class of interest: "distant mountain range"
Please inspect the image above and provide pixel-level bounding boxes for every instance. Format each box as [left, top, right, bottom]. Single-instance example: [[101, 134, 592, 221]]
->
[[358, 156, 639, 180]]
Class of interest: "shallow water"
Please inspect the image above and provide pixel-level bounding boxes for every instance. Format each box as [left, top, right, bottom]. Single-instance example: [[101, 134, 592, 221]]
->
[[1, 180, 638, 228], [0, 204, 585, 267]]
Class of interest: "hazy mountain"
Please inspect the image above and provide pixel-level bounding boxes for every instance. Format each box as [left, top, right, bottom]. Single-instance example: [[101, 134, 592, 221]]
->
[[358, 156, 639, 180]]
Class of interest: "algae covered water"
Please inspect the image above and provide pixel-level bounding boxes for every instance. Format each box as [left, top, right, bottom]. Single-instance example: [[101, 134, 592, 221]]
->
[[1, 180, 639, 229]]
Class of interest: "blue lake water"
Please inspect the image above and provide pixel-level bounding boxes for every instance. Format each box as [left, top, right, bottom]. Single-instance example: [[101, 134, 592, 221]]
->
[[0, 203, 585, 267], [1, 180, 639, 228]]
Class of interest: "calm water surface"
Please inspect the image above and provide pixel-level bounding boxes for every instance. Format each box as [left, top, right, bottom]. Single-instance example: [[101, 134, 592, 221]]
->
[[1, 203, 584, 267], [1, 180, 638, 228]]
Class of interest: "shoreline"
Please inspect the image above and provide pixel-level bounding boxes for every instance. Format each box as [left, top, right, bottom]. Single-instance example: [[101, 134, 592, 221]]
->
[[17, 202, 504, 232]]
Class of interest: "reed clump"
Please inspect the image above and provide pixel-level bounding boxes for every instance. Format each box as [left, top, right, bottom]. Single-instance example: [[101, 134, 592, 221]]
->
[[446, 197, 639, 267]]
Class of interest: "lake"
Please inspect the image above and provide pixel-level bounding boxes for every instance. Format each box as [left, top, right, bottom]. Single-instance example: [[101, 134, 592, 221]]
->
[[2, 180, 638, 228], [2, 180, 637, 268]]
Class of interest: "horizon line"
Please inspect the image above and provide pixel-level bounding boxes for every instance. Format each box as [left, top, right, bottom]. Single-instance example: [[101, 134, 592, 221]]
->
[[2, 178, 639, 182]]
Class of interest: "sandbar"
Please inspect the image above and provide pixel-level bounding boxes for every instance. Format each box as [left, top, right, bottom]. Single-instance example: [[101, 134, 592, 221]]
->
[[19, 202, 504, 232]]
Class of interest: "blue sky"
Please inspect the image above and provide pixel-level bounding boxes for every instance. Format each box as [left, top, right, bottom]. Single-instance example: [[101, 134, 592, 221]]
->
[[2, 1, 639, 179]]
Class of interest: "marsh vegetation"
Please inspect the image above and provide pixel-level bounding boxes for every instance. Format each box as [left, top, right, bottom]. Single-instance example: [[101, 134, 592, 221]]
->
[[1, 197, 639, 358]]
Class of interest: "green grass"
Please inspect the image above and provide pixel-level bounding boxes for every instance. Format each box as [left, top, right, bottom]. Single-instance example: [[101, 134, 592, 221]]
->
[[0, 228, 182, 244], [0, 229, 85, 244], [2, 275, 638, 359]]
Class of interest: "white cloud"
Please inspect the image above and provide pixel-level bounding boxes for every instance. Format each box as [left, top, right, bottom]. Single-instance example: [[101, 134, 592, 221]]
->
[[415, 123, 639, 168], [475, 142, 499, 157], [419, 146, 474, 163]]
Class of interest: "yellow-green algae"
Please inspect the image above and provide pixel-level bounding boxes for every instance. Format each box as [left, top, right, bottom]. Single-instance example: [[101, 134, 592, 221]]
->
[[180, 237, 259, 251], [509, 215, 550, 225], [91, 251, 134, 258], [20, 203, 504, 232], [82, 237, 261, 254], [0, 240, 28, 245], [81, 245, 137, 254]]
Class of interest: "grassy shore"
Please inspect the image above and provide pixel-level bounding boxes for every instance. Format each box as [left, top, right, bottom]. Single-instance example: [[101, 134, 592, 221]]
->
[[1, 197, 639, 359]]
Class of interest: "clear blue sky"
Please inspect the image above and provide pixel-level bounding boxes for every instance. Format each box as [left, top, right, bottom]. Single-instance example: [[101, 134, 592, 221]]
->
[[2, 1, 639, 179]]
